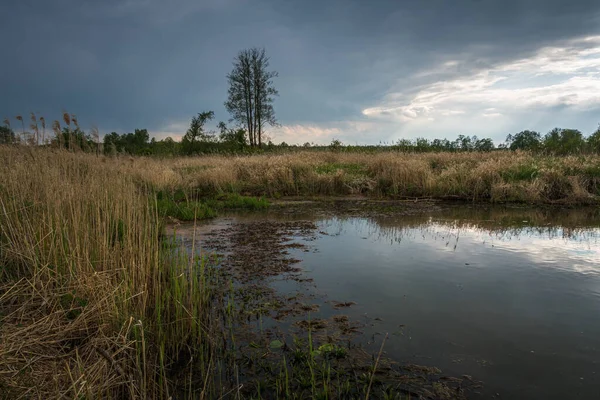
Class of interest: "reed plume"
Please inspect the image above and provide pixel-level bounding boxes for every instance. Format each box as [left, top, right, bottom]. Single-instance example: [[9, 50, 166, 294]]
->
[[52, 120, 62, 148], [62, 111, 72, 151], [71, 114, 79, 130], [62, 111, 71, 126], [39, 117, 46, 145], [29, 112, 39, 145], [15, 115, 24, 142], [90, 125, 100, 156]]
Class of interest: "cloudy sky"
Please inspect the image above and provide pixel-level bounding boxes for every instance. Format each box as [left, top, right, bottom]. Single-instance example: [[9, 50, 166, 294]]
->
[[2, 0, 600, 144]]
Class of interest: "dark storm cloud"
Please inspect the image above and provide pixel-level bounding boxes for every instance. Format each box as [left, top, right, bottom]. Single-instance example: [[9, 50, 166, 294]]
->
[[1, 0, 599, 142]]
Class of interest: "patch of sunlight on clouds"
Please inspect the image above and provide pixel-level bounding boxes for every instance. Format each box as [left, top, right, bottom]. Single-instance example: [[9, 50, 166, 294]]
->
[[362, 35, 600, 126], [139, 120, 188, 141], [269, 120, 385, 145]]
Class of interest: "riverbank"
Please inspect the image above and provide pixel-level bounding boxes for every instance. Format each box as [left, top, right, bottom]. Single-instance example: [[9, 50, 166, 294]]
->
[[1, 146, 598, 398]]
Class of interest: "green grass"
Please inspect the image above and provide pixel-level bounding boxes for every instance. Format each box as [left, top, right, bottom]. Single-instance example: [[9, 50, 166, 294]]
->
[[155, 197, 217, 220], [562, 163, 600, 177], [499, 163, 539, 182], [154, 192, 268, 221]]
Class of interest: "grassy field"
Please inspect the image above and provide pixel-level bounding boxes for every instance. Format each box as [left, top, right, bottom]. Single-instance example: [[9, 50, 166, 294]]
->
[[119, 149, 599, 204], [1, 146, 599, 398]]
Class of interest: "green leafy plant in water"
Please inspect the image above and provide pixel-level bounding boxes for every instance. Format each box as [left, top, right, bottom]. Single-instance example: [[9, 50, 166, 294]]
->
[[315, 343, 347, 359], [155, 197, 217, 221]]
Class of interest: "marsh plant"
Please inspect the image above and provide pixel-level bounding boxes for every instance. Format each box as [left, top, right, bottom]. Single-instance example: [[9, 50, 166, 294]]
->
[[0, 148, 227, 398]]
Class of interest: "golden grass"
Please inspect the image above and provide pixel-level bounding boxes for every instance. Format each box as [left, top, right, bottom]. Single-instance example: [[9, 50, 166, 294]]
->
[[118, 150, 600, 203], [0, 147, 218, 398]]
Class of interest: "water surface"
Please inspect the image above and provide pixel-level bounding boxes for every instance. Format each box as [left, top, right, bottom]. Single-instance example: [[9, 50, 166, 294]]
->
[[195, 206, 600, 399]]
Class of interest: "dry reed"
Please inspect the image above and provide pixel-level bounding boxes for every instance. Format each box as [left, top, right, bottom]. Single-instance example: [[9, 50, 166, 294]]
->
[[115, 150, 600, 204], [0, 147, 219, 398]]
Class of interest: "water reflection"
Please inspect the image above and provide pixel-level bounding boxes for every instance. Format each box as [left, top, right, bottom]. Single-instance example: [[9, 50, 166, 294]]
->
[[318, 212, 600, 275], [286, 206, 600, 400]]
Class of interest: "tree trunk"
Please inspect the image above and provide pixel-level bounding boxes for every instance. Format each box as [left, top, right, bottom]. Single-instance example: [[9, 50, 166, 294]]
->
[[244, 62, 254, 147]]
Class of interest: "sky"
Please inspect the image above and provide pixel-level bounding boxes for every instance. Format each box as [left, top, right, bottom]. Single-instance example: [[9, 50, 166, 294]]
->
[[2, 0, 600, 145]]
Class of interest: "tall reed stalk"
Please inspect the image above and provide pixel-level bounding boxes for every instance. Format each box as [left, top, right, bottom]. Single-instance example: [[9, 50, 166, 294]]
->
[[0, 147, 221, 398]]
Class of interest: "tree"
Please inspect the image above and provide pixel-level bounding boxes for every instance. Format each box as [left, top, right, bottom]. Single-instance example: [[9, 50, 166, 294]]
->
[[225, 47, 278, 148], [454, 135, 474, 151], [218, 121, 247, 150], [103, 132, 121, 154], [182, 111, 215, 154], [588, 125, 600, 153], [101, 129, 151, 155], [39, 117, 46, 145], [431, 138, 451, 151], [505, 130, 541, 151], [131, 129, 150, 154], [152, 136, 179, 156], [396, 138, 413, 152], [0, 125, 16, 144], [474, 137, 494, 152], [415, 137, 430, 152], [329, 139, 343, 151], [543, 128, 586, 155], [90, 126, 100, 156]]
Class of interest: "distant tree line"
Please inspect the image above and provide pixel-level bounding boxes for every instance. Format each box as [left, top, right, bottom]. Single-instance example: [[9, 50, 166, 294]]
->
[[3, 113, 600, 156], [101, 115, 248, 156], [393, 135, 495, 152], [384, 127, 600, 154]]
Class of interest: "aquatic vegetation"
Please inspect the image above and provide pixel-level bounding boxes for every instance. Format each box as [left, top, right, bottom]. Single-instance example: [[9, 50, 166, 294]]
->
[[154, 191, 267, 221], [155, 196, 217, 220]]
